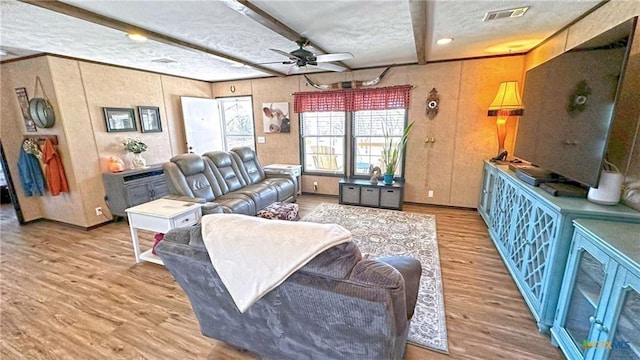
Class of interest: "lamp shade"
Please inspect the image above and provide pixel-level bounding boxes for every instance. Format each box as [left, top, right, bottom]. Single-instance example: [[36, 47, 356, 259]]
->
[[488, 81, 523, 116]]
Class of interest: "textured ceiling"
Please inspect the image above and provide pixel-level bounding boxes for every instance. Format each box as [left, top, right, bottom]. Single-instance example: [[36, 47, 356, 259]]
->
[[428, 0, 601, 61], [252, 0, 417, 68], [0, 0, 604, 82]]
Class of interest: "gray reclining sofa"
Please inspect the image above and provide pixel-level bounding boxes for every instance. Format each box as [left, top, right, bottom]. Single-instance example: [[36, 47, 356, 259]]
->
[[156, 224, 422, 360], [162, 147, 296, 215]]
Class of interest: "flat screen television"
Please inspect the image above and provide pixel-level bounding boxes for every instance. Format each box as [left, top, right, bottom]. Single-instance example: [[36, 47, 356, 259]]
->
[[513, 18, 636, 188]]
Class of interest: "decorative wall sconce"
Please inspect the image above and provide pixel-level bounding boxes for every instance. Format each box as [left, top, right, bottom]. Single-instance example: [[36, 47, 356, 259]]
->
[[426, 88, 439, 120], [567, 80, 591, 115], [487, 81, 523, 162]]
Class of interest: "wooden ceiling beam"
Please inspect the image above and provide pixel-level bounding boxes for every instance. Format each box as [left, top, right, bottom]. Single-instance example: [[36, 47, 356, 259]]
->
[[222, 0, 352, 71], [409, 0, 427, 65], [18, 0, 285, 77]]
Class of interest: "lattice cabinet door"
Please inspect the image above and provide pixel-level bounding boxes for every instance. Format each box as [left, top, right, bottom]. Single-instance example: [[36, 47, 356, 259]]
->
[[506, 190, 535, 274], [478, 164, 496, 223], [492, 178, 519, 255], [488, 175, 506, 236], [521, 203, 559, 312]]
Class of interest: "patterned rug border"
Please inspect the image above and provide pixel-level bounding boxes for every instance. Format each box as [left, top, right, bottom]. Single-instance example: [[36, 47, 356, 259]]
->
[[301, 203, 449, 354]]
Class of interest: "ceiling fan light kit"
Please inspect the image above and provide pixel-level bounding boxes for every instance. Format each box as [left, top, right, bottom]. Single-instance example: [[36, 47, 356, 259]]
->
[[265, 37, 354, 73]]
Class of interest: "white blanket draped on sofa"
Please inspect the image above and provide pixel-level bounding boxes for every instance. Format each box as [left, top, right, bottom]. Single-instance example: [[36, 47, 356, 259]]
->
[[201, 214, 352, 312]]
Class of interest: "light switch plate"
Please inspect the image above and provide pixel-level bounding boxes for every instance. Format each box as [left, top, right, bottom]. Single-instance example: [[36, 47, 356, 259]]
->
[[257, 136, 266, 144]]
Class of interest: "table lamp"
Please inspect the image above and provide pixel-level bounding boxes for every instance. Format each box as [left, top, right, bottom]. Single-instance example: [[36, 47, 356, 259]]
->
[[487, 81, 524, 162]]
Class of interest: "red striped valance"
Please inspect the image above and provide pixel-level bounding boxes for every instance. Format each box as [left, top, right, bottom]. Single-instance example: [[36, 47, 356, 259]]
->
[[294, 85, 412, 113]]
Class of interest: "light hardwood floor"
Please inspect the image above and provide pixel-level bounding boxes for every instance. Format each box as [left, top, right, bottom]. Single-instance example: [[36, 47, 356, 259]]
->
[[0, 196, 563, 359]]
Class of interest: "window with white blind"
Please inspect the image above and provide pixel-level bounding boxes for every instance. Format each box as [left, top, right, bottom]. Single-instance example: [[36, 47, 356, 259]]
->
[[352, 109, 408, 177], [300, 112, 346, 175]]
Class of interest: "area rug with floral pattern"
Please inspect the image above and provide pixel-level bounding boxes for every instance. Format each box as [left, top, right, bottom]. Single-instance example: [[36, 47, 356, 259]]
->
[[301, 203, 448, 353]]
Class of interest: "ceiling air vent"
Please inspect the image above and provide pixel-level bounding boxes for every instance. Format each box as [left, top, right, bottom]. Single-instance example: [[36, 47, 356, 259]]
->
[[151, 58, 177, 64], [483, 6, 530, 21]]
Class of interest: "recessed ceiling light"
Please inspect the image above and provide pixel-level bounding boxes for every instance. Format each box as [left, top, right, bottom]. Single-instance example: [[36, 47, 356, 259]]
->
[[126, 33, 148, 42], [437, 38, 453, 45]]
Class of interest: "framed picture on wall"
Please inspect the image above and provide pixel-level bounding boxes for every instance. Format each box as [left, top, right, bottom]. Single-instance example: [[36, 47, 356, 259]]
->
[[103, 107, 137, 132], [138, 106, 162, 133], [262, 102, 290, 133]]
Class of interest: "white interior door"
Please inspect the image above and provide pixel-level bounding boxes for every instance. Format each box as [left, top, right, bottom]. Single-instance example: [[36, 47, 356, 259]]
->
[[180, 96, 223, 154]]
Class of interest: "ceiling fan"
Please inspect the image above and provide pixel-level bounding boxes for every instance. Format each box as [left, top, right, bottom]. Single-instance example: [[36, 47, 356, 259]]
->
[[265, 38, 353, 73]]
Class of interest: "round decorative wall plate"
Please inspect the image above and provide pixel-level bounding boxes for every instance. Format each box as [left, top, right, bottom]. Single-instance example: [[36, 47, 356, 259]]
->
[[28, 98, 55, 128]]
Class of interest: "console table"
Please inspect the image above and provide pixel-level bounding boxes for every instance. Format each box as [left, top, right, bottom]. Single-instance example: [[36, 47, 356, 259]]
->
[[264, 164, 302, 196], [478, 161, 640, 333], [103, 165, 169, 217], [125, 198, 202, 265], [551, 219, 639, 360], [339, 178, 403, 210]]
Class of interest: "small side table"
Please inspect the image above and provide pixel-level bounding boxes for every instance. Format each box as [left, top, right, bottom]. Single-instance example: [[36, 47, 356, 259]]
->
[[264, 164, 302, 196], [125, 198, 202, 265]]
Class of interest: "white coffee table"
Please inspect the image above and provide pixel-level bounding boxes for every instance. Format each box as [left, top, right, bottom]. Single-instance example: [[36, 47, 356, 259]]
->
[[125, 198, 202, 265]]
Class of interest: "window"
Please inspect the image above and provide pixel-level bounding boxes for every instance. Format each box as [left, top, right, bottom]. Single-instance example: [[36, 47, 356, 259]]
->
[[294, 85, 412, 178], [352, 109, 407, 177], [218, 96, 255, 150], [300, 112, 346, 175]]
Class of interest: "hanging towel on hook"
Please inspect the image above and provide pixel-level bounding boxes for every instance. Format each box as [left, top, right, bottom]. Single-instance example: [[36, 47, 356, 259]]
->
[[18, 140, 46, 196], [42, 139, 69, 196]]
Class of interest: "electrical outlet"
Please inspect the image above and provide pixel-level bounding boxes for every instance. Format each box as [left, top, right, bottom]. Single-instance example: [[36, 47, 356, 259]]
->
[[428, 190, 434, 198], [95, 207, 103, 216], [257, 136, 266, 144], [313, 181, 318, 192]]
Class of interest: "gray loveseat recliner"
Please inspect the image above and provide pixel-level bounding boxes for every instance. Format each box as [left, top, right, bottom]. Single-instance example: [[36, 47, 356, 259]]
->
[[156, 224, 421, 360], [162, 147, 296, 215]]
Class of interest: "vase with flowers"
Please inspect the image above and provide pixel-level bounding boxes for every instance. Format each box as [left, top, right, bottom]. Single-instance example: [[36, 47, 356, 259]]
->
[[381, 122, 414, 185], [123, 137, 148, 169]]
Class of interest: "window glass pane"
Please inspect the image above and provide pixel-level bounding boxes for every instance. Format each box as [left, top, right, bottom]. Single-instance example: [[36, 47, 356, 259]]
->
[[353, 109, 405, 137], [301, 112, 345, 174], [219, 97, 255, 150], [354, 136, 402, 175], [303, 136, 344, 173], [353, 109, 407, 177], [302, 112, 345, 136]]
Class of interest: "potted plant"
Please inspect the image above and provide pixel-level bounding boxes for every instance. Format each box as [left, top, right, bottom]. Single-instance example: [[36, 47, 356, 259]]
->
[[123, 137, 148, 169], [381, 122, 414, 185]]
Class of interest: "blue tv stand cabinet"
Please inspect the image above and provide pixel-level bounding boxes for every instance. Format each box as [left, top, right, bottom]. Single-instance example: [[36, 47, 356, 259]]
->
[[551, 220, 639, 360], [478, 161, 640, 332]]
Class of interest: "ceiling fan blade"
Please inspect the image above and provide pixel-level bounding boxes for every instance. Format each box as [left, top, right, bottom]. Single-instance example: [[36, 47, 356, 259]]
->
[[313, 62, 348, 72], [315, 52, 354, 62], [253, 61, 295, 65], [270, 48, 300, 60]]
